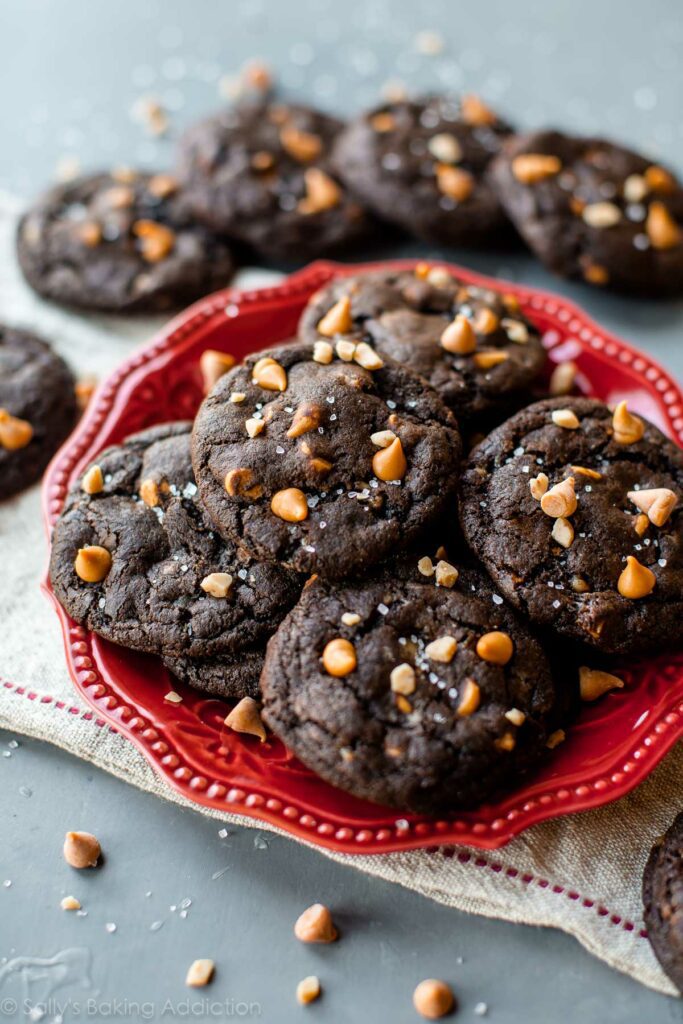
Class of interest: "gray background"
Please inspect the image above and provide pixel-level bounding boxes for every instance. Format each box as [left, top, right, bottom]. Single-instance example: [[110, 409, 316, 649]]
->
[[1, 0, 682, 1021]]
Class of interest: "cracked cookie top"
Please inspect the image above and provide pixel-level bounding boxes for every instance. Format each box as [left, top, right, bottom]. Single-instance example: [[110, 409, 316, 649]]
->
[[261, 564, 560, 813], [298, 266, 546, 428], [17, 171, 236, 313], [191, 341, 462, 579], [459, 396, 683, 654], [48, 422, 302, 697]]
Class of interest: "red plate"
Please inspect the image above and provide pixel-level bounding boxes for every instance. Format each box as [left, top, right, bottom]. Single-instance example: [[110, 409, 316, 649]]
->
[[41, 260, 683, 853]]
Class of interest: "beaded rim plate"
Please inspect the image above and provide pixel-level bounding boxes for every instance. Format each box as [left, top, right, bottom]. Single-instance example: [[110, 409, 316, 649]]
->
[[41, 259, 683, 854]]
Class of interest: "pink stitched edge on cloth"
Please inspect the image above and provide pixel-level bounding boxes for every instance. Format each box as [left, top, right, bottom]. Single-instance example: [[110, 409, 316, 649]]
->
[[1, 676, 648, 939]]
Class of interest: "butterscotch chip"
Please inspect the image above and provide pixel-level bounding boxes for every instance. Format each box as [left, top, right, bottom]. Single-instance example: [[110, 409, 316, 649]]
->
[[164, 691, 183, 704], [472, 308, 499, 335], [200, 349, 236, 393], [335, 339, 357, 362], [132, 219, 176, 262], [341, 612, 361, 626], [540, 477, 577, 518], [551, 408, 580, 429], [74, 545, 112, 583], [476, 631, 513, 665], [583, 263, 609, 286], [287, 403, 322, 438], [372, 436, 407, 482], [549, 361, 578, 396], [570, 466, 602, 480], [251, 150, 275, 172], [461, 93, 496, 125], [546, 729, 565, 750], [428, 133, 463, 165], [82, 464, 104, 495], [579, 666, 624, 702], [495, 731, 516, 752], [61, 896, 81, 911], [139, 478, 160, 507], [201, 572, 233, 598], [225, 467, 255, 496], [296, 976, 321, 1005], [354, 342, 384, 370], [435, 561, 458, 588], [634, 513, 650, 537], [647, 201, 681, 252], [370, 429, 397, 448], [551, 516, 574, 549], [252, 356, 287, 392], [280, 126, 322, 163], [245, 417, 265, 438], [148, 173, 178, 198], [612, 401, 644, 444], [390, 662, 416, 695], [0, 410, 33, 451], [582, 202, 622, 229], [424, 636, 457, 663], [370, 112, 397, 133], [440, 315, 476, 355], [413, 979, 455, 1019], [417, 556, 435, 577], [298, 168, 342, 214], [78, 221, 102, 247], [312, 340, 334, 364], [294, 904, 337, 943], [63, 831, 101, 869], [529, 473, 549, 500], [271, 488, 308, 523], [322, 638, 356, 677], [511, 153, 562, 184], [473, 350, 508, 370], [224, 696, 267, 742], [456, 678, 480, 717], [505, 708, 526, 726], [185, 959, 215, 988], [627, 487, 677, 527], [75, 378, 97, 411], [435, 164, 474, 202], [618, 555, 656, 599]]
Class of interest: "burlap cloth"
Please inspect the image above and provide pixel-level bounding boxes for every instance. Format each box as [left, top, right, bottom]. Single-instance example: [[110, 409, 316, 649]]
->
[[0, 191, 680, 997]]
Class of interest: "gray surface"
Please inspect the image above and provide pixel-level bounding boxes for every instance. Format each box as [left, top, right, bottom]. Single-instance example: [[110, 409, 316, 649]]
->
[[0, 1, 682, 1021]]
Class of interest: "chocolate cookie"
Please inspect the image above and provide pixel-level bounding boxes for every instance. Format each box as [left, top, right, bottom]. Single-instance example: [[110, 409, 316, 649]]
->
[[331, 94, 512, 246], [261, 565, 561, 813], [298, 266, 546, 428], [0, 326, 76, 499], [489, 130, 683, 295], [49, 422, 302, 698], [643, 812, 683, 993], [17, 171, 236, 313], [177, 100, 370, 262], [191, 341, 462, 579], [459, 397, 683, 655]]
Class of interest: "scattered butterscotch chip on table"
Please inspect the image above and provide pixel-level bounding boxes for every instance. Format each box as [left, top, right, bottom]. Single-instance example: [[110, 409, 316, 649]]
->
[[413, 979, 455, 1019], [63, 831, 101, 869], [186, 959, 215, 988], [294, 904, 338, 944]]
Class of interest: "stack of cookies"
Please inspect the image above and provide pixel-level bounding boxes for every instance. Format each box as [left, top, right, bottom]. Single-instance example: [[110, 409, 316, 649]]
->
[[15, 88, 683, 306], [48, 263, 683, 816]]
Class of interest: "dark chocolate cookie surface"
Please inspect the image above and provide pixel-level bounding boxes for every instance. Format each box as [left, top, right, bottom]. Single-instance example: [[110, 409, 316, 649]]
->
[[177, 100, 370, 262], [332, 94, 512, 246], [299, 266, 546, 428], [49, 422, 302, 698], [0, 325, 76, 499], [191, 341, 462, 579], [261, 565, 561, 813], [489, 130, 683, 295], [643, 812, 683, 993], [459, 397, 683, 655], [17, 171, 236, 313]]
